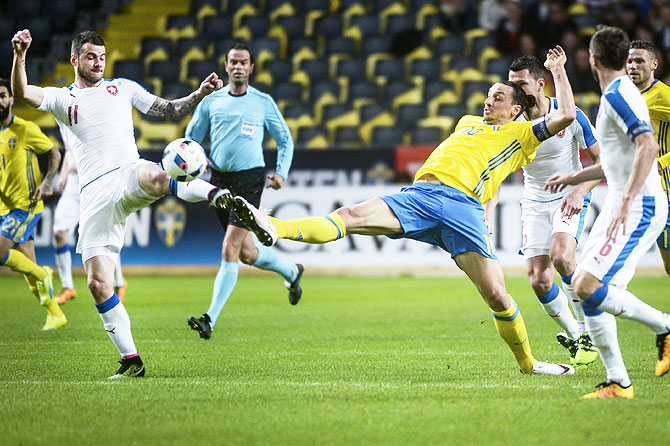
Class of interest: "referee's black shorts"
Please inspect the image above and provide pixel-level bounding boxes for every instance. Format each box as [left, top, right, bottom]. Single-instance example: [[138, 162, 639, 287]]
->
[[209, 166, 265, 229]]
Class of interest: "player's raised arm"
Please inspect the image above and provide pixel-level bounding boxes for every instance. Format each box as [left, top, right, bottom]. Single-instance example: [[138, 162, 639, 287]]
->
[[147, 72, 223, 121], [543, 46, 577, 135], [11, 29, 44, 108]]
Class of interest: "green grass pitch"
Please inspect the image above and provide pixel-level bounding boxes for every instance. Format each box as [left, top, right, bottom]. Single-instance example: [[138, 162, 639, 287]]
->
[[1, 273, 669, 445]]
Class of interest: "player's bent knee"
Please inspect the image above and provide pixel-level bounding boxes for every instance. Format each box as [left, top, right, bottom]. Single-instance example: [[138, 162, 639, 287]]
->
[[571, 272, 594, 300], [139, 165, 169, 196], [53, 231, 68, 246]]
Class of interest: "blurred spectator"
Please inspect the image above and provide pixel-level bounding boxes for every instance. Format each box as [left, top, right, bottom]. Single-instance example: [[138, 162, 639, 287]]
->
[[517, 33, 539, 59], [493, 0, 529, 53], [479, 0, 507, 31], [656, 2, 670, 53], [567, 47, 600, 94], [439, 0, 478, 32], [619, 2, 642, 37], [534, 0, 577, 54], [634, 23, 656, 42]]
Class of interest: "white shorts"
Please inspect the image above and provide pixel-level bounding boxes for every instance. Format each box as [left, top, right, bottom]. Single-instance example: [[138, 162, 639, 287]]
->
[[77, 160, 160, 257], [53, 173, 80, 233], [578, 193, 667, 288], [520, 194, 591, 259]]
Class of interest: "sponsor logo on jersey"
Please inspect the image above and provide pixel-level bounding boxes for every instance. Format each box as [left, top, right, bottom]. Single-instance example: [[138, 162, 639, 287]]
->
[[155, 197, 186, 248], [107, 85, 118, 96]]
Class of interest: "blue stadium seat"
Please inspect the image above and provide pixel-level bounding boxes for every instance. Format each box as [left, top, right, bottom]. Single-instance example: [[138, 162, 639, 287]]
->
[[336, 58, 366, 79], [289, 38, 318, 56], [141, 37, 172, 58], [202, 16, 232, 41], [314, 15, 343, 39], [409, 59, 441, 80], [263, 59, 292, 84], [360, 104, 387, 122], [149, 60, 180, 85], [371, 126, 403, 146], [250, 37, 280, 59], [214, 38, 240, 59], [187, 60, 215, 82], [449, 56, 478, 71], [114, 60, 144, 81], [325, 37, 356, 56], [45, 0, 77, 32], [300, 59, 329, 82], [311, 81, 340, 102], [374, 58, 404, 81], [424, 80, 455, 100], [283, 104, 313, 119], [322, 104, 351, 122], [176, 37, 208, 59], [335, 126, 361, 145], [272, 82, 303, 102], [438, 103, 466, 119], [362, 36, 393, 55], [435, 34, 466, 56], [349, 15, 379, 36], [241, 15, 270, 38], [386, 15, 416, 34], [383, 81, 414, 106], [297, 125, 326, 144], [350, 81, 379, 103], [301, 0, 330, 13], [166, 15, 197, 32], [395, 104, 427, 130], [277, 16, 306, 39], [162, 82, 193, 100], [411, 126, 442, 144]]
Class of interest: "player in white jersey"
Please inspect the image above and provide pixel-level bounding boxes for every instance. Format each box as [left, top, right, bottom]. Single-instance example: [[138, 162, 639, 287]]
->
[[547, 26, 670, 399], [11, 29, 233, 378], [507, 56, 601, 367], [52, 125, 128, 305]]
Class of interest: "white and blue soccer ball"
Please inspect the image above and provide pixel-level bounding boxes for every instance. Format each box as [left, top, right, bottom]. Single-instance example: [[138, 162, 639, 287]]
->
[[162, 138, 208, 182]]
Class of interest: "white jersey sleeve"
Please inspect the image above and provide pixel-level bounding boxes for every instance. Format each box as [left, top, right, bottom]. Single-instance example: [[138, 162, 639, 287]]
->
[[38, 86, 72, 127], [119, 78, 157, 114]]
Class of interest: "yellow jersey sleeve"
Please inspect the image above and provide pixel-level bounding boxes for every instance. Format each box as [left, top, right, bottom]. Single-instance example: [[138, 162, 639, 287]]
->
[[414, 116, 540, 204], [24, 121, 54, 155]]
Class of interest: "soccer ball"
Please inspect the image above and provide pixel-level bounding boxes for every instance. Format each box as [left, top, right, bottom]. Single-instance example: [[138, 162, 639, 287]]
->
[[162, 138, 208, 182]]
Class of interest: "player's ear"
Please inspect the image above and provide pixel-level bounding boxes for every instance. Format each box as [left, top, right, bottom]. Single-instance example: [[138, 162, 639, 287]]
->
[[70, 53, 77, 67], [653, 58, 659, 71]]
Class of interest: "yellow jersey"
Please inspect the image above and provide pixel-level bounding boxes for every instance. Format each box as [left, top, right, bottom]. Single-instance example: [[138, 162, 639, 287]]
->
[[641, 79, 670, 198], [414, 115, 541, 203], [0, 115, 54, 215]]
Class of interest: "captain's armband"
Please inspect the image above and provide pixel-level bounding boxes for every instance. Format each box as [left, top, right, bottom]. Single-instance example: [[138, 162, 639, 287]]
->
[[531, 115, 552, 142]]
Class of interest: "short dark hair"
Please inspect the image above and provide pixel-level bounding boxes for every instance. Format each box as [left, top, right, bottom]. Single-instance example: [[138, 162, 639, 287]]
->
[[499, 80, 538, 117], [630, 39, 658, 60], [226, 42, 254, 65], [589, 26, 629, 70], [509, 55, 545, 80], [71, 30, 105, 57], [0, 78, 12, 96]]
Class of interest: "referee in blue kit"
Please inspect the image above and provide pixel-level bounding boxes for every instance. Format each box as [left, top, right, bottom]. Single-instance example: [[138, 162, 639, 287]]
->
[[185, 43, 303, 340]]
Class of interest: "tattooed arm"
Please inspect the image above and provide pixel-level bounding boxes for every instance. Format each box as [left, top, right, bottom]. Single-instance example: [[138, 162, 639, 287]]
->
[[147, 72, 223, 121]]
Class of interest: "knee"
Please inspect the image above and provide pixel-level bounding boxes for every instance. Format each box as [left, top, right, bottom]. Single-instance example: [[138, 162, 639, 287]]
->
[[238, 244, 257, 265], [53, 231, 67, 246], [87, 276, 109, 299], [550, 252, 574, 277], [528, 270, 553, 296], [221, 241, 242, 262], [571, 272, 593, 300], [483, 284, 510, 312], [140, 167, 169, 196]]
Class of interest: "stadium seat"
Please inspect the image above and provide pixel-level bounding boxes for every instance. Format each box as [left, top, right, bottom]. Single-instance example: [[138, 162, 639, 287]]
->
[[8, 0, 41, 20], [276, 16, 306, 39], [0, 18, 15, 41], [409, 59, 440, 81], [166, 15, 197, 34], [424, 80, 455, 101], [149, 60, 180, 86], [187, 60, 216, 84], [176, 37, 209, 60], [314, 15, 343, 39], [486, 56, 513, 78], [349, 80, 379, 105], [437, 103, 466, 119], [283, 104, 313, 120], [162, 82, 193, 100], [141, 37, 172, 58], [241, 15, 270, 38], [335, 126, 362, 146], [23, 18, 51, 53], [322, 104, 352, 123], [289, 38, 319, 56], [300, 59, 329, 83], [214, 38, 239, 61], [296, 125, 327, 144], [325, 37, 356, 57], [462, 80, 492, 103], [362, 36, 393, 55], [250, 37, 281, 61], [336, 58, 365, 79], [421, 12, 442, 34], [410, 126, 442, 144], [301, 0, 330, 13], [44, 0, 77, 32], [371, 126, 404, 147], [192, 0, 220, 14], [418, 116, 455, 138], [383, 81, 415, 106], [349, 14, 379, 36], [263, 59, 292, 85], [374, 58, 404, 81], [360, 111, 395, 144], [202, 16, 232, 41], [396, 104, 427, 131], [360, 104, 387, 123], [114, 60, 144, 82], [471, 35, 496, 58], [384, 14, 416, 35], [434, 34, 466, 56], [311, 81, 341, 103], [449, 57, 478, 72], [272, 81, 304, 103]]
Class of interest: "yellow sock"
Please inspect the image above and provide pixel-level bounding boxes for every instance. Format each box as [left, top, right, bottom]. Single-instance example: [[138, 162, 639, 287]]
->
[[23, 274, 39, 299], [5, 250, 46, 281], [272, 212, 347, 243], [492, 299, 536, 374], [45, 299, 64, 317]]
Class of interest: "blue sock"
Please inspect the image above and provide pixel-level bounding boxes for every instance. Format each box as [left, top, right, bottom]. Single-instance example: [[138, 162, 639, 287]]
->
[[206, 261, 239, 327], [252, 244, 297, 282]]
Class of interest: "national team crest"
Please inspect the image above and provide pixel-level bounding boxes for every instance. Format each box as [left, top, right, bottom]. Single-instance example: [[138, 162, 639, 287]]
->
[[155, 197, 187, 248], [8, 136, 17, 149], [556, 129, 566, 138], [106, 85, 118, 95]]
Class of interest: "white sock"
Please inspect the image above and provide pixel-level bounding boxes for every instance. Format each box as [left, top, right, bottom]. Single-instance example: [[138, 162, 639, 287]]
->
[[598, 286, 670, 335], [96, 293, 137, 357], [55, 246, 74, 289], [562, 280, 585, 334], [536, 283, 581, 339], [114, 257, 125, 288], [170, 178, 215, 202], [584, 310, 631, 387]]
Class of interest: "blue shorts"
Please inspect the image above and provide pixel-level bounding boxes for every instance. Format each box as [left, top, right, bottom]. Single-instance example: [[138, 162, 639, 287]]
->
[[0, 208, 42, 245], [657, 203, 670, 250], [380, 182, 497, 260]]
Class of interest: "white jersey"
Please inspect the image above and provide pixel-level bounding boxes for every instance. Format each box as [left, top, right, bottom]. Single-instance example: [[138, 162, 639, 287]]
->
[[596, 75, 663, 199], [38, 78, 157, 189], [518, 98, 597, 200]]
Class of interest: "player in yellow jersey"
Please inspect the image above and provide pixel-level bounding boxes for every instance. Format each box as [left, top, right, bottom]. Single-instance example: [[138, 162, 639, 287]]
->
[[0, 78, 66, 330], [231, 47, 578, 376], [626, 39, 670, 277]]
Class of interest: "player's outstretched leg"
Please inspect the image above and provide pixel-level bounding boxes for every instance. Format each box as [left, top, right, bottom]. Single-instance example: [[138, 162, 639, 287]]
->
[[251, 242, 304, 305], [24, 274, 67, 330]]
